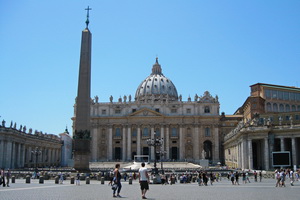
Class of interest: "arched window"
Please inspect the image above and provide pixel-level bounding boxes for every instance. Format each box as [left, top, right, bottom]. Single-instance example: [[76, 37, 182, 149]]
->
[[292, 105, 296, 112], [279, 104, 284, 112], [143, 128, 149, 137], [298, 105, 300, 111], [285, 104, 290, 112], [171, 128, 177, 137], [204, 106, 210, 113], [266, 103, 272, 112], [205, 127, 211, 137], [115, 128, 121, 136], [273, 103, 278, 112]]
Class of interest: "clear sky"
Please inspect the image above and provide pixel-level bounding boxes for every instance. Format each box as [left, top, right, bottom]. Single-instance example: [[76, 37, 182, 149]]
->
[[1, 0, 299, 136]]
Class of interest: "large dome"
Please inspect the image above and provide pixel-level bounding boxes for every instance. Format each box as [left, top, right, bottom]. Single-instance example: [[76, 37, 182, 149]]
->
[[135, 58, 178, 102]]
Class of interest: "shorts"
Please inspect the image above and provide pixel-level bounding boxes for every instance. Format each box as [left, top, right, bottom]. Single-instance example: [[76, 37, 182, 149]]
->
[[140, 181, 149, 190]]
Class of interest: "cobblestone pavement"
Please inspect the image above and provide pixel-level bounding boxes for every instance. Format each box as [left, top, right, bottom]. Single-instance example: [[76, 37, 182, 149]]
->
[[0, 178, 299, 200]]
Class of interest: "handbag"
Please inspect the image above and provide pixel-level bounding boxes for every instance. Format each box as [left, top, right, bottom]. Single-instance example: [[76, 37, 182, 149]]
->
[[111, 183, 117, 190]]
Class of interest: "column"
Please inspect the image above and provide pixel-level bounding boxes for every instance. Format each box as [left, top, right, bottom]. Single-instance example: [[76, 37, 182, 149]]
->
[[193, 125, 200, 160], [291, 137, 297, 167], [11, 142, 15, 169], [241, 139, 247, 169], [17, 143, 21, 168], [151, 127, 155, 161], [91, 127, 98, 161], [213, 126, 219, 163], [248, 139, 253, 169], [137, 126, 141, 156], [28, 146, 32, 166], [127, 126, 131, 161], [160, 125, 165, 152], [179, 125, 184, 160], [122, 126, 126, 161], [0, 140, 4, 167], [108, 126, 113, 160], [280, 137, 285, 151], [264, 137, 269, 170], [165, 126, 170, 159]]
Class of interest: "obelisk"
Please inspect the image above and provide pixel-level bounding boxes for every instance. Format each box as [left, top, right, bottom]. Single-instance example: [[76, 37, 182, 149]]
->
[[73, 6, 92, 171]]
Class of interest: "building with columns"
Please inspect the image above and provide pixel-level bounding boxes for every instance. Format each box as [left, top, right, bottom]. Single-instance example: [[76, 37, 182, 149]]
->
[[224, 83, 300, 170], [73, 58, 222, 164], [0, 122, 62, 169]]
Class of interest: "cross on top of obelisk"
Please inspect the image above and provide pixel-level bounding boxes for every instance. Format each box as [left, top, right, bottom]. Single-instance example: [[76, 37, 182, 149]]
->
[[85, 6, 92, 28]]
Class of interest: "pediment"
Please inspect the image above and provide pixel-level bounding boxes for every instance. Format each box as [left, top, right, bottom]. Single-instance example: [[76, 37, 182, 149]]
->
[[129, 108, 164, 117]]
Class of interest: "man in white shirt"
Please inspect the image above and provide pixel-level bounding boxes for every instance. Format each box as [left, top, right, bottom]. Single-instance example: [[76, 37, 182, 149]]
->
[[139, 162, 149, 199]]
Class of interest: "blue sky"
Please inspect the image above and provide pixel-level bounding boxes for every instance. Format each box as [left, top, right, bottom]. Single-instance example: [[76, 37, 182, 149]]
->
[[1, 0, 299, 135]]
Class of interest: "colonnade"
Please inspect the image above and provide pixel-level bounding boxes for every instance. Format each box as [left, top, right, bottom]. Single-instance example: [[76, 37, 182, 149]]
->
[[91, 124, 220, 163], [0, 139, 61, 169]]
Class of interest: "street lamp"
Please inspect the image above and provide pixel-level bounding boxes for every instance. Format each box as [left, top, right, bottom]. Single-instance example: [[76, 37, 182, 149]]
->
[[146, 131, 163, 175], [31, 147, 42, 169]]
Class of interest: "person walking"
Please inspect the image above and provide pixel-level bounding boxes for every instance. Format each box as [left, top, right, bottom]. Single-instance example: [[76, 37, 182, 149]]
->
[[113, 164, 122, 198], [139, 162, 149, 199], [76, 171, 80, 186], [0, 168, 5, 187], [6, 169, 11, 187], [259, 171, 262, 182]]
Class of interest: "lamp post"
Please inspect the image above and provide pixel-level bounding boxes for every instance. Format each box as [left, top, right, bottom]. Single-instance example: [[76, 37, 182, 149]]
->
[[31, 147, 42, 170], [159, 147, 167, 174], [146, 132, 163, 175]]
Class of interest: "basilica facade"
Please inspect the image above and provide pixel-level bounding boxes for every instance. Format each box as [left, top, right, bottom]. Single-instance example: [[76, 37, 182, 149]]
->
[[73, 58, 222, 164]]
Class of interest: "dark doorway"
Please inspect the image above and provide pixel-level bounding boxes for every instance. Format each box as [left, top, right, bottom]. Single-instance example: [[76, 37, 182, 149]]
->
[[203, 141, 213, 160], [171, 147, 178, 160], [114, 147, 121, 160], [143, 147, 149, 161]]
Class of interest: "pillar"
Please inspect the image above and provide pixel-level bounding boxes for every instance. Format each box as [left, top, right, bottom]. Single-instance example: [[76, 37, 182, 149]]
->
[[0, 140, 4, 167], [264, 137, 269, 170], [137, 126, 141, 156], [11, 142, 15, 169], [213, 126, 219, 163], [241, 139, 247, 169], [193, 125, 199, 160], [165, 126, 170, 159], [17, 143, 21, 168], [108, 126, 113, 160], [122, 126, 126, 161], [160, 125, 165, 155], [127, 126, 131, 161], [179, 125, 184, 160], [248, 139, 253, 169], [291, 137, 297, 167], [91, 127, 98, 161], [151, 127, 155, 161], [6, 141, 12, 169]]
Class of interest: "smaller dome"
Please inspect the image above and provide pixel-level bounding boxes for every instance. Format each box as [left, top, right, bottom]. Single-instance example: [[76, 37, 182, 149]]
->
[[135, 58, 178, 102]]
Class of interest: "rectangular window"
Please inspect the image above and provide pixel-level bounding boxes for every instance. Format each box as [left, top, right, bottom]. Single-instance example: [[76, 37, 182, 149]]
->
[[205, 128, 211, 137], [132, 109, 136, 113], [295, 115, 299, 120], [186, 108, 191, 114], [284, 92, 289, 100], [132, 141, 136, 144], [171, 109, 177, 113], [115, 109, 121, 114], [265, 89, 271, 99], [102, 109, 106, 115], [278, 91, 283, 100], [155, 108, 160, 113], [271, 90, 277, 99], [172, 141, 177, 144], [290, 92, 295, 101]]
